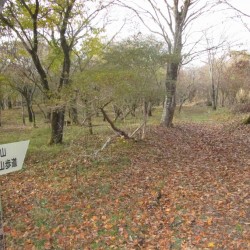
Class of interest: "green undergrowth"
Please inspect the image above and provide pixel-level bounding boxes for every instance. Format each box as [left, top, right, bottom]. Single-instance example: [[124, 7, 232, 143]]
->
[[0, 105, 244, 165], [174, 106, 233, 123]]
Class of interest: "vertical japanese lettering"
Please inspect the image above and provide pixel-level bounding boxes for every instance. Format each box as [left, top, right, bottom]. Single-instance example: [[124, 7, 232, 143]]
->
[[0, 148, 6, 157], [0, 161, 4, 170]]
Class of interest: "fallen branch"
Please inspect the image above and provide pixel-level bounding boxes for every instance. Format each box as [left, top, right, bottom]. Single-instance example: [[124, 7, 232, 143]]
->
[[129, 121, 146, 137], [100, 107, 130, 139], [93, 136, 113, 157], [92, 120, 148, 158]]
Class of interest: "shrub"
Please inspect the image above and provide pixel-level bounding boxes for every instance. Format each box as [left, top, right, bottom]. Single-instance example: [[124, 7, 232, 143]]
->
[[232, 103, 250, 114]]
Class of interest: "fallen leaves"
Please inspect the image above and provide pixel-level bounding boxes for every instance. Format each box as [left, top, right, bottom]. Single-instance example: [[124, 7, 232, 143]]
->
[[208, 241, 215, 248], [0, 122, 249, 248], [207, 217, 213, 226]]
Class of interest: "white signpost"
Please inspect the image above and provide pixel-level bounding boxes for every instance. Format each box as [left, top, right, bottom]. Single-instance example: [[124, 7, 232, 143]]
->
[[0, 140, 29, 175], [0, 140, 29, 249]]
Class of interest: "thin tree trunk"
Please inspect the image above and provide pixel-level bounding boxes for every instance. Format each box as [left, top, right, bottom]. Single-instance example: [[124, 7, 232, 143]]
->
[[141, 99, 148, 139], [21, 96, 25, 125], [49, 106, 65, 144], [221, 92, 225, 107], [147, 101, 152, 116], [131, 103, 136, 117], [211, 81, 217, 110], [26, 102, 33, 123], [178, 97, 187, 113], [7, 96, 12, 109], [46, 109, 51, 122], [69, 90, 79, 124], [69, 105, 78, 124], [215, 79, 219, 108], [84, 99, 93, 135], [161, 63, 178, 127], [30, 105, 36, 127]]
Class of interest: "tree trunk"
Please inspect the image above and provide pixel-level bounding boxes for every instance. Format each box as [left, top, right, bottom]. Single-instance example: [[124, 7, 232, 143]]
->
[[84, 99, 93, 135], [27, 103, 33, 122], [141, 99, 148, 139], [21, 96, 26, 125], [178, 98, 186, 113], [131, 103, 136, 117], [211, 81, 217, 110], [147, 101, 152, 117], [7, 96, 12, 109], [30, 105, 36, 127], [69, 90, 79, 124], [221, 92, 225, 107], [144, 101, 152, 117], [87, 115, 93, 135], [69, 105, 78, 124], [49, 106, 65, 144], [161, 63, 178, 127]]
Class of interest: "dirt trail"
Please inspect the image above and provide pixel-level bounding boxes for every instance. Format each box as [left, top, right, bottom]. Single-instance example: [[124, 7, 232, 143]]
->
[[104, 123, 250, 249]]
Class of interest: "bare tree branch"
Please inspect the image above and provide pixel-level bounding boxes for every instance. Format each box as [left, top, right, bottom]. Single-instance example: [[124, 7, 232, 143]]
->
[[219, 0, 250, 18], [218, 0, 250, 32], [115, 0, 172, 45]]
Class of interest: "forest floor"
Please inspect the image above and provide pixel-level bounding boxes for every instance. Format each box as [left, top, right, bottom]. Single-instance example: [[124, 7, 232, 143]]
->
[[0, 116, 250, 249]]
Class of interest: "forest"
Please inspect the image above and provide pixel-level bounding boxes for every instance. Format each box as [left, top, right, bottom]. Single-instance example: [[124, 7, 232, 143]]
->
[[0, 0, 249, 249]]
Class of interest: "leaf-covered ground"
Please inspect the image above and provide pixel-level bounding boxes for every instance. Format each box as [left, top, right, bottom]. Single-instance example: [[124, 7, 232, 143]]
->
[[1, 122, 249, 249]]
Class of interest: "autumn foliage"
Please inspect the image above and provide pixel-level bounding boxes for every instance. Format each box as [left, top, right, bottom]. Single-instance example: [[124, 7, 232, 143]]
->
[[0, 120, 249, 249]]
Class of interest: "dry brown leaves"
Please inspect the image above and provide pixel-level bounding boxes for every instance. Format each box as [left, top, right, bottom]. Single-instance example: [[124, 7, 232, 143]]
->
[[0, 123, 249, 249]]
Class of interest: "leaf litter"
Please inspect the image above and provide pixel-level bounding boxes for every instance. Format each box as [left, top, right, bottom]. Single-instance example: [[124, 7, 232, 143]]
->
[[0, 122, 249, 249]]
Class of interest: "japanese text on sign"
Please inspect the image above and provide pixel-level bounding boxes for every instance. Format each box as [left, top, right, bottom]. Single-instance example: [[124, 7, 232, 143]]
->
[[0, 148, 6, 158], [0, 147, 18, 171], [0, 158, 17, 171], [0, 141, 29, 175]]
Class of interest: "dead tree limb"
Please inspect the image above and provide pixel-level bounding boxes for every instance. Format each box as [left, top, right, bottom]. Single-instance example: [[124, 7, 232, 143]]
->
[[100, 107, 130, 139], [129, 121, 146, 138], [93, 137, 113, 157]]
